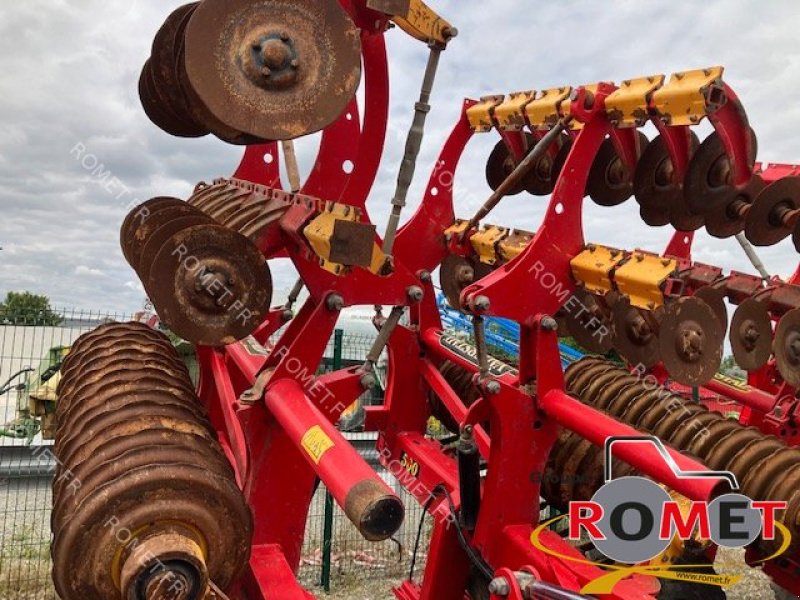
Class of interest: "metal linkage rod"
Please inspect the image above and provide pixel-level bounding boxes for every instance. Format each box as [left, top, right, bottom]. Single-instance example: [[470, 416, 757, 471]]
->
[[735, 232, 771, 279], [282, 140, 302, 192], [382, 43, 444, 258], [364, 305, 405, 368], [472, 315, 490, 380], [463, 119, 571, 236], [285, 277, 305, 311]]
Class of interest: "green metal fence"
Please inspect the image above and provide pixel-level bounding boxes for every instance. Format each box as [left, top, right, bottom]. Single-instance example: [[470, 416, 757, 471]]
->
[[0, 308, 429, 599]]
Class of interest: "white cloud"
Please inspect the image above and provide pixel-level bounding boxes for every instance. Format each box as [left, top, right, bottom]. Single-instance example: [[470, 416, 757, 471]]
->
[[75, 265, 104, 277]]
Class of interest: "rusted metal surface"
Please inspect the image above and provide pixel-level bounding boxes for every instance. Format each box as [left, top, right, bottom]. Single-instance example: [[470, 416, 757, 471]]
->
[[684, 129, 758, 216], [704, 174, 765, 239], [611, 299, 662, 368], [730, 297, 773, 371], [485, 138, 527, 195], [586, 133, 648, 207], [51, 323, 253, 600], [563, 289, 614, 354], [121, 199, 273, 345], [633, 135, 678, 227], [745, 176, 800, 246], [439, 254, 475, 308], [692, 285, 728, 328], [658, 296, 723, 386], [775, 308, 800, 387], [182, 0, 362, 141]]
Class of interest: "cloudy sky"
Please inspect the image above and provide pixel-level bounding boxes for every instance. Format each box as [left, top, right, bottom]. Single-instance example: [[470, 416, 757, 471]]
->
[[1, 0, 799, 315]]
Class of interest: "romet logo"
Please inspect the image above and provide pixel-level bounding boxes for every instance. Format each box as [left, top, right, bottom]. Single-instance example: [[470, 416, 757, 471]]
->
[[530, 435, 792, 595]]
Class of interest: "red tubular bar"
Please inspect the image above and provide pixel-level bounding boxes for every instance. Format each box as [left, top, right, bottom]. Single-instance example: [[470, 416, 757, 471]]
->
[[540, 389, 724, 502], [264, 378, 405, 541], [705, 377, 777, 415]]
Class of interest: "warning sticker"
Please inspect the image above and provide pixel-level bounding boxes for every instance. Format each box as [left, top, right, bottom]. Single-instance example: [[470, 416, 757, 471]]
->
[[301, 425, 335, 464]]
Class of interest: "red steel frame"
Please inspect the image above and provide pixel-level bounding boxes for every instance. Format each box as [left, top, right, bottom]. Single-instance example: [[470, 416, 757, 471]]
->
[[187, 3, 800, 597]]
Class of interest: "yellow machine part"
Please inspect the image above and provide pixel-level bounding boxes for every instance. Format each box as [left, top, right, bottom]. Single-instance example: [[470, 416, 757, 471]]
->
[[525, 87, 572, 131], [498, 228, 536, 262], [303, 204, 385, 276], [651, 66, 725, 126], [570, 245, 627, 295], [466, 95, 505, 132], [494, 91, 536, 131], [614, 252, 678, 310], [470, 225, 509, 265], [444, 219, 471, 239], [604, 75, 666, 127], [393, 0, 455, 45]]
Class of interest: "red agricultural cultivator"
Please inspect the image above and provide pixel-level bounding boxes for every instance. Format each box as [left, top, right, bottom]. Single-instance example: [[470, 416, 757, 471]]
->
[[52, 1, 800, 599]]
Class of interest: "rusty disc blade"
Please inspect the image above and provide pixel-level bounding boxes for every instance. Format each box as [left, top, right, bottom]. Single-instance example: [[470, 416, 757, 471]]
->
[[705, 174, 765, 239], [659, 297, 724, 386], [745, 176, 800, 246], [684, 129, 758, 215], [564, 289, 614, 354], [730, 297, 773, 371], [587, 132, 648, 207], [634, 135, 678, 227], [147, 224, 272, 345], [175, 29, 265, 145], [669, 195, 706, 232], [612, 299, 662, 368], [522, 133, 560, 196], [138, 214, 213, 277], [144, 3, 208, 138], [693, 286, 728, 329], [183, 0, 362, 141], [120, 197, 184, 263], [486, 140, 526, 195], [439, 254, 475, 309], [795, 222, 800, 253], [121, 200, 202, 269], [139, 59, 204, 138], [775, 308, 800, 387]]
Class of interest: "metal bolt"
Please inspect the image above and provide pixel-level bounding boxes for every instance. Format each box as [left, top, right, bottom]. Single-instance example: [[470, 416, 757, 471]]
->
[[360, 372, 376, 390], [419, 270, 432, 283], [485, 380, 501, 395], [473, 296, 490, 311], [488, 577, 510, 596], [407, 286, 424, 302], [775, 406, 784, 418], [541, 316, 558, 331], [281, 309, 294, 323], [326, 294, 345, 311]]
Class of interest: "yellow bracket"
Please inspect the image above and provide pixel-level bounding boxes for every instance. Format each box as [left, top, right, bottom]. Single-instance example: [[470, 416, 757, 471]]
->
[[570, 245, 627, 295], [394, 0, 456, 45], [525, 87, 572, 131], [470, 225, 509, 265], [652, 66, 726, 126], [304, 203, 385, 276], [466, 95, 505, 132], [498, 228, 535, 262], [605, 75, 665, 128], [444, 219, 471, 239], [494, 91, 536, 131], [614, 252, 678, 310]]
